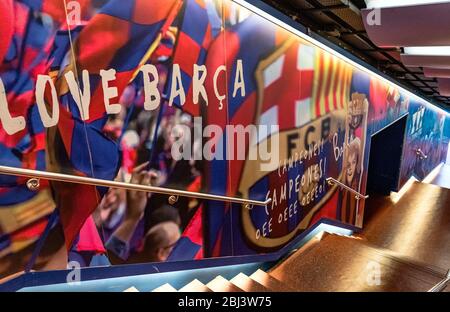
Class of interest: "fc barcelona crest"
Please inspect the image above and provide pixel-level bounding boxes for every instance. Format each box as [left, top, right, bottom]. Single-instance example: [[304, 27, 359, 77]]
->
[[236, 38, 367, 251]]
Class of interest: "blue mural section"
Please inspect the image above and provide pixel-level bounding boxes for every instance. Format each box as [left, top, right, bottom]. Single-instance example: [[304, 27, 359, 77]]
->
[[399, 101, 447, 186]]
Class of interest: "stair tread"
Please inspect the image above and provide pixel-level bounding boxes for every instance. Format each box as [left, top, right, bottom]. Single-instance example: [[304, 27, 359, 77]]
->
[[206, 275, 244, 292], [152, 283, 177, 292], [363, 181, 450, 270], [123, 286, 139, 292], [269, 233, 446, 292], [230, 273, 269, 292], [250, 269, 294, 292], [179, 279, 212, 292]]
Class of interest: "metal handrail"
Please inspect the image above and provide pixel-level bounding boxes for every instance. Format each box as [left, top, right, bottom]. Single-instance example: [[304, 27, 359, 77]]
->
[[428, 275, 450, 292], [415, 148, 428, 160], [326, 177, 369, 200], [0, 165, 271, 207]]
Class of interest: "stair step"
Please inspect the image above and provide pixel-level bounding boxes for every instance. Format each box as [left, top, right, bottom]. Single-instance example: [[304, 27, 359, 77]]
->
[[123, 286, 139, 292], [250, 269, 293, 292], [206, 275, 244, 292], [179, 279, 212, 292], [363, 181, 450, 270], [152, 283, 177, 292], [230, 273, 269, 292], [269, 233, 447, 291]]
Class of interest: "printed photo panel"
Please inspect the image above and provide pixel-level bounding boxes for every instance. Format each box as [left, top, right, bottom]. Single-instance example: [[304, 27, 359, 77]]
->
[[208, 0, 367, 256], [205, 1, 448, 257], [0, 0, 231, 277]]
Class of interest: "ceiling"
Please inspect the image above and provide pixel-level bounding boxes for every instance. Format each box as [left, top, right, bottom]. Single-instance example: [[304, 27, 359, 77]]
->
[[262, 0, 450, 109]]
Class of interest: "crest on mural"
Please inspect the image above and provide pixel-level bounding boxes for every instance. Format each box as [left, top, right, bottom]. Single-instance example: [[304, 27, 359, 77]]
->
[[236, 38, 368, 250]]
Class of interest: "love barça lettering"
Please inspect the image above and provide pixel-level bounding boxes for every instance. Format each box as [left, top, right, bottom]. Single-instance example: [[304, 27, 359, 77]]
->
[[0, 60, 246, 135]]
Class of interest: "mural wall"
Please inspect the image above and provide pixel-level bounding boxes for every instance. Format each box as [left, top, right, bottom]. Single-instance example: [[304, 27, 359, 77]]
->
[[202, 2, 449, 257], [0, 0, 448, 278]]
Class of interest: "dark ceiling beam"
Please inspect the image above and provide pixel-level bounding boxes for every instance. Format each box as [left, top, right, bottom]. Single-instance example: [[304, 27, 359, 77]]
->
[[280, 0, 428, 94], [397, 78, 437, 83], [264, 0, 446, 105], [340, 30, 367, 36], [301, 0, 440, 98], [262, 0, 322, 30], [264, 1, 380, 66], [301, 4, 348, 12], [304, 33, 418, 89]]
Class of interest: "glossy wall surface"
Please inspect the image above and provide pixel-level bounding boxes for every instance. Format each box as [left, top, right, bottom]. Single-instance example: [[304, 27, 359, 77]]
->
[[201, 1, 450, 256]]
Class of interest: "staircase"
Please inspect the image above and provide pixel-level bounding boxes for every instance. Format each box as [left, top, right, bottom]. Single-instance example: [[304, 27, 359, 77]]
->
[[123, 231, 448, 292], [122, 269, 293, 292], [120, 181, 450, 292], [269, 233, 447, 292], [2, 180, 450, 292]]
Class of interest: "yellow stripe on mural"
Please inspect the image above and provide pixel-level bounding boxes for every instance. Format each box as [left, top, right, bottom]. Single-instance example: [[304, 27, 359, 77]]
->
[[319, 52, 331, 116], [310, 47, 321, 120], [335, 60, 343, 110], [328, 55, 338, 111], [0, 189, 55, 235]]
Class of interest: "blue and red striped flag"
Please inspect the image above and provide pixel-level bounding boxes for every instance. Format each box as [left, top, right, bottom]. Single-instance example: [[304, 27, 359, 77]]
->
[[202, 13, 289, 257], [153, 1, 224, 260], [0, 1, 56, 257], [169, 0, 221, 116], [47, 0, 183, 249], [203, 10, 353, 256], [167, 175, 203, 260], [167, 204, 203, 261], [0, 1, 53, 174], [0, 0, 14, 64], [19, 0, 92, 24]]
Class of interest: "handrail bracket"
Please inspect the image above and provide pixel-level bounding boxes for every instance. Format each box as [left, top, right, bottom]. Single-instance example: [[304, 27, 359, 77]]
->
[[326, 177, 369, 200]]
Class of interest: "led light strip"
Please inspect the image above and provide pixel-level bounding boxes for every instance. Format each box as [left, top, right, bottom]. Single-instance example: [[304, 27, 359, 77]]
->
[[404, 46, 450, 56], [365, 0, 450, 9], [232, 0, 450, 116]]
